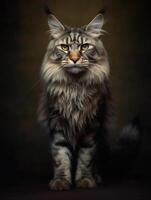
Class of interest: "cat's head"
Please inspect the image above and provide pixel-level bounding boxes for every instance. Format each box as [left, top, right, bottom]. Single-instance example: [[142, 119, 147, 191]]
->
[[41, 11, 110, 85]]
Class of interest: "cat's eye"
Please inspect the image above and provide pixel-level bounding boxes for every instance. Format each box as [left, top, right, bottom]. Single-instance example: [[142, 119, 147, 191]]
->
[[61, 44, 69, 51], [81, 43, 89, 51]]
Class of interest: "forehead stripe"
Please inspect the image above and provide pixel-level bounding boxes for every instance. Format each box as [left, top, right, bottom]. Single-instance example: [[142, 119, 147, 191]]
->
[[66, 36, 69, 44], [70, 32, 74, 41], [79, 36, 82, 43], [75, 32, 79, 41], [69, 34, 72, 42], [77, 34, 81, 42], [57, 31, 93, 45]]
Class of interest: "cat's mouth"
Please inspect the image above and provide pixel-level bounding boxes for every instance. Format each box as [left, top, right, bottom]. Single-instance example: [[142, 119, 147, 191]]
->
[[64, 64, 87, 75]]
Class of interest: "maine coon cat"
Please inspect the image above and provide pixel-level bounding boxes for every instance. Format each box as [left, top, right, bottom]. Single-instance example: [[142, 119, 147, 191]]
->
[[38, 9, 140, 190]]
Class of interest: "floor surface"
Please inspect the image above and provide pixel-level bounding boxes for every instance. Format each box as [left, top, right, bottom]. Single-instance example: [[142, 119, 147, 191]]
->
[[1, 179, 151, 200]]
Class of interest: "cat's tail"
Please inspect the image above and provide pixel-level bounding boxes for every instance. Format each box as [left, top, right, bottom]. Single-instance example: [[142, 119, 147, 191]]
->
[[108, 116, 142, 176], [99, 116, 142, 178], [113, 116, 141, 158]]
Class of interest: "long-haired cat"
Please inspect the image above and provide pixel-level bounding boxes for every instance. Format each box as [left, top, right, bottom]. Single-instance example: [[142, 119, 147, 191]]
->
[[38, 9, 140, 190]]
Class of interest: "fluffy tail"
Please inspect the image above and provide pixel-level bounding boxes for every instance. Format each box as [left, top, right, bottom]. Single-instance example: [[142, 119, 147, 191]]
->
[[113, 116, 141, 158], [98, 116, 142, 178]]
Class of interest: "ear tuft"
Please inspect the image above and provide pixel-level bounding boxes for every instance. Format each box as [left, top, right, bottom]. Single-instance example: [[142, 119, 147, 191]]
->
[[44, 5, 65, 38], [85, 14, 104, 38], [47, 14, 65, 39], [98, 7, 107, 16], [44, 4, 52, 15]]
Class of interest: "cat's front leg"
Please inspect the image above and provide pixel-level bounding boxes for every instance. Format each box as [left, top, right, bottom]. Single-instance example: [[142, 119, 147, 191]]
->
[[75, 134, 97, 189], [49, 132, 72, 191]]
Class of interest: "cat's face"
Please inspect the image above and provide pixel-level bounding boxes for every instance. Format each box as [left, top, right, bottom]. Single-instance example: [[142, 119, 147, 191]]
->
[[42, 13, 110, 84], [50, 29, 106, 75]]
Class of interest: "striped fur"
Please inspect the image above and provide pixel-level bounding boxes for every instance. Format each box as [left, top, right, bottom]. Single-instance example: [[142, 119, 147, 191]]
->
[[38, 13, 111, 190], [38, 12, 140, 191]]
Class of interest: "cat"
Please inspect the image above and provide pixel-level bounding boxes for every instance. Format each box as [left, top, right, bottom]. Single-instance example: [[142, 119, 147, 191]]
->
[[38, 9, 140, 191]]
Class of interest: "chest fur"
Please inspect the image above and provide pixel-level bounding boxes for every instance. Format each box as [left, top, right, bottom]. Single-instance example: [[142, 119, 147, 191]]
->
[[49, 83, 100, 129]]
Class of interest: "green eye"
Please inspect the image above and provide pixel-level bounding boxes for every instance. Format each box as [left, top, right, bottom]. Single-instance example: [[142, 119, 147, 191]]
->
[[81, 43, 89, 51], [61, 44, 69, 51]]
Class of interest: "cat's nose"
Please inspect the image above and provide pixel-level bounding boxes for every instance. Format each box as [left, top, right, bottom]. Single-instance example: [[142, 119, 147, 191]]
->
[[69, 50, 80, 63], [71, 57, 79, 63]]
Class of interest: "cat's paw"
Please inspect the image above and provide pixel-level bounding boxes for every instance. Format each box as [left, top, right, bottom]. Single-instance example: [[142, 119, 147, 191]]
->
[[49, 178, 71, 191], [76, 177, 97, 189]]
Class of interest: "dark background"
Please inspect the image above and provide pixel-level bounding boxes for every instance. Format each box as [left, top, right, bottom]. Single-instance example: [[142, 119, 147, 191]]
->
[[0, 0, 151, 189]]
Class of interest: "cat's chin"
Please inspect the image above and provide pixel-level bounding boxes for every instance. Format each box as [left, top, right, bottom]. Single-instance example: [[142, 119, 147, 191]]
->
[[64, 64, 87, 75]]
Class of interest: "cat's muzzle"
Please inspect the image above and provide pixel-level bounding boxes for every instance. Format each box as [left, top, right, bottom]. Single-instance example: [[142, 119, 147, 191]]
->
[[64, 64, 87, 75]]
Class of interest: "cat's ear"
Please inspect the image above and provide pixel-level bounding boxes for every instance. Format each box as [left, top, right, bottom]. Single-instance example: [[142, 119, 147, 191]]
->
[[44, 5, 65, 38], [47, 14, 65, 38], [85, 14, 104, 38]]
